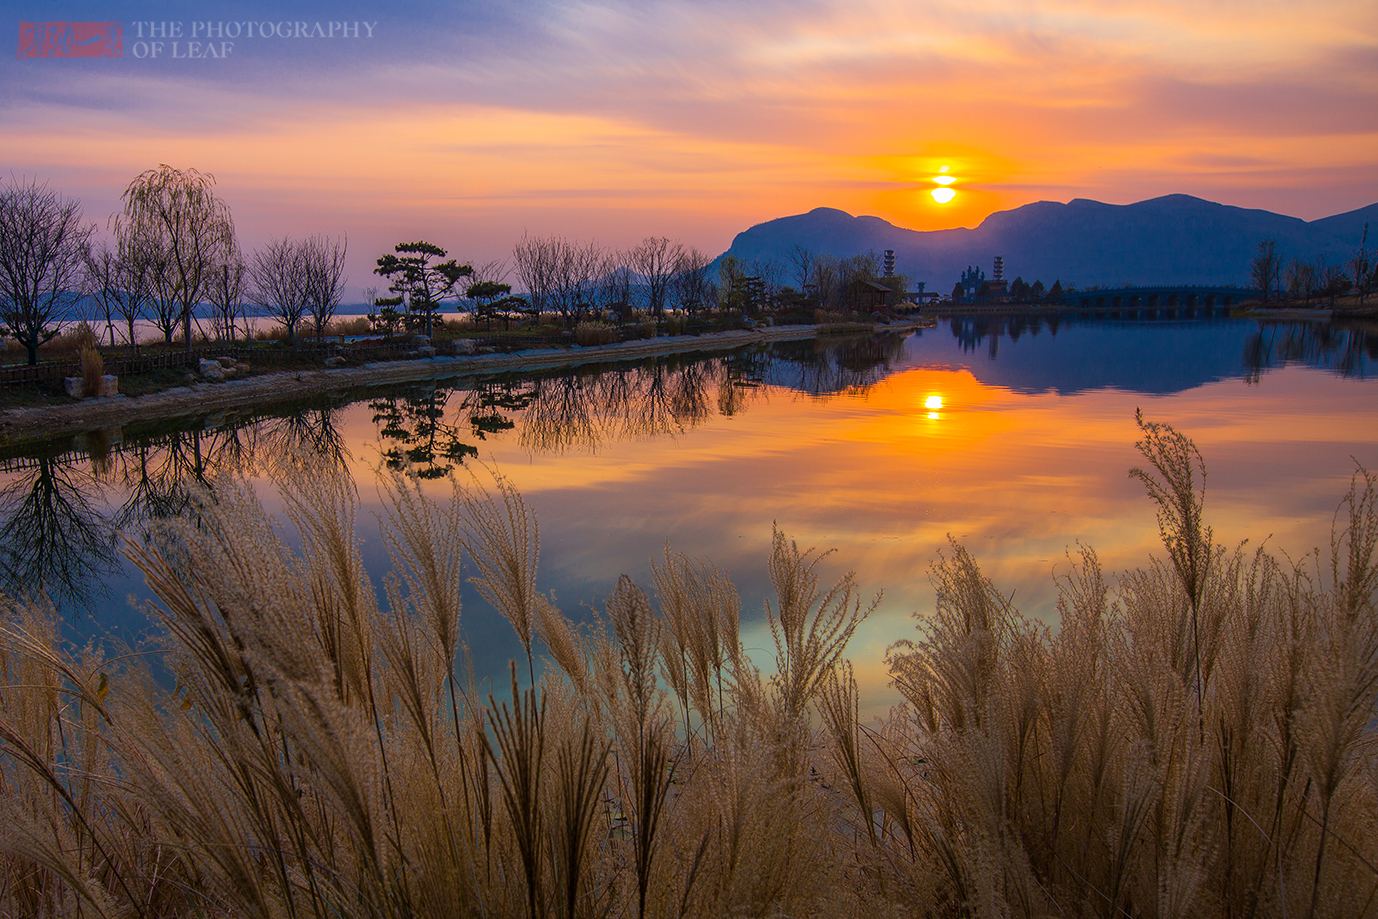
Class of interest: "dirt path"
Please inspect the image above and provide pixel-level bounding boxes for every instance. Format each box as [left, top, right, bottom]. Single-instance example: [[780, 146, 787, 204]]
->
[[0, 323, 911, 446]]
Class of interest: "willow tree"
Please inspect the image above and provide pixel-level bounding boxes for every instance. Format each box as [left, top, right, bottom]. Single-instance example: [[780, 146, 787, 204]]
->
[[120, 165, 235, 352]]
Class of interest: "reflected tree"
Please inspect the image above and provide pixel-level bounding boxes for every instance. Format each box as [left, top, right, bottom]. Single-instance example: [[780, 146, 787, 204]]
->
[[0, 453, 115, 610], [370, 385, 477, 479]]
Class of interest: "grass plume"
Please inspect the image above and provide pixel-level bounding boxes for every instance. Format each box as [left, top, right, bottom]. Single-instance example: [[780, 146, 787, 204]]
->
[[2, 419, 1376, 918]]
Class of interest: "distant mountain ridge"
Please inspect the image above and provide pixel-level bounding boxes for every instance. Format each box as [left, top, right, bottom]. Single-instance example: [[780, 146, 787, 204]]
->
[[721, 195, 1378, 290]]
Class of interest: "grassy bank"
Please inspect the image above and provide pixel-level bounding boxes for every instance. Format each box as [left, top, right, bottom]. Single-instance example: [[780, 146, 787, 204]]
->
[[2, 417, 1376, 918]]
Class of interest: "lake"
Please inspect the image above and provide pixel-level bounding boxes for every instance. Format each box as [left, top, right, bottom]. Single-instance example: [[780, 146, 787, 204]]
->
[[3, 314, 1374, 716]]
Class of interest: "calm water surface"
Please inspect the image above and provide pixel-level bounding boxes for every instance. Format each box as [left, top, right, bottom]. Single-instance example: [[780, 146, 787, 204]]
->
[[4, 316, 1375, 714]]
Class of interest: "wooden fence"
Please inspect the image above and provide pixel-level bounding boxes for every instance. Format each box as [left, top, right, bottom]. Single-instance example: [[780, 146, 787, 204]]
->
[[0, 323, 681, 387]]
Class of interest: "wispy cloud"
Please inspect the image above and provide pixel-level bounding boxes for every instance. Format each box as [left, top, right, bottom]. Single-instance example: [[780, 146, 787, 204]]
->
[[3, 0, 1374, 287]]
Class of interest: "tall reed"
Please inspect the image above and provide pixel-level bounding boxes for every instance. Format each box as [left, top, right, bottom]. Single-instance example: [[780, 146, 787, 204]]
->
[[1, 418, 1375, 918]]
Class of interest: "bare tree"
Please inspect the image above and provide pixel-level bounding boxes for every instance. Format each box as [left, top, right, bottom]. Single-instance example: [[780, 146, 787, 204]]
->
[[1286, 258, 1317, 305], [512, 233, 557, 320], [788, 244, 815, 295], [672, 247, 714, 315], [83, 241, 123, 348], [120, 165, 235, 352], [206, 239, 247, 343], [749, 257, 785, 308], [302, 235, 347, 340], [809, 254, 841, 310], [1251, 239, 1281, 305], [1319, 262, 1350, 308], [0, 178, 92, 364], [597, 249, 635, 320], [107, 220, 158, 354], [1349, 223, 1371, 307], [249, 237, 308, 344], [551, 238, 602, 327], [630, 236, 683, 317]]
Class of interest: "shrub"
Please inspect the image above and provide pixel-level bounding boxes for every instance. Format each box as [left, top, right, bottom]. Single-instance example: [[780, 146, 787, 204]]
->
[[574, 320, 617, 346], [42, 320, 98, 355]]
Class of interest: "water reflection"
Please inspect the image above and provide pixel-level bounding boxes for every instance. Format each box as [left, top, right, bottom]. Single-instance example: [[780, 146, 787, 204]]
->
[[2, 318, 1374, 670], [0, 450, 115, 609], [1243, 321, 1375, 382], [0, 334, 909, 610]]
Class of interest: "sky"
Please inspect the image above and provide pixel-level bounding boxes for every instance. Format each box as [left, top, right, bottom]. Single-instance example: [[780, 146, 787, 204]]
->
[[6, 0, 1378, 296]]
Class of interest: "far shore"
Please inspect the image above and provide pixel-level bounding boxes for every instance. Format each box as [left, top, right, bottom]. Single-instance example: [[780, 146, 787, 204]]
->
[[0, 321, 926, 447]]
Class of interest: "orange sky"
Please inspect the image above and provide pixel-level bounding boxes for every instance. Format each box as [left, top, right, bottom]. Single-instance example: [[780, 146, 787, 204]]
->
[[6, 0, 1377, 291]]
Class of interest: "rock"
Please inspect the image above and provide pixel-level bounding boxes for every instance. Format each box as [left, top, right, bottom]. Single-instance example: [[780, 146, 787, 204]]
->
[[405, 350, 420, 359], [98, 375, 118, 397], [236, 363, 250, 373], [323, 355, 347, 369], [417, 345, 436, 358], [411, 334, 431, 346], [220, 365, 236, 379], [183, 373, 198, 385], [198, 358, 225, 381], [215, 356, 236, 368], [453, 338, 477, 355], [64, 377, 85, 399]]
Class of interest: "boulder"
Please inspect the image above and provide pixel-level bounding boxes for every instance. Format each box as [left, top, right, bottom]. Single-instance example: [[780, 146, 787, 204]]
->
[[236, 363, 250, 373], [64, 374, 119, 398], [417, 345, 436, 358], [323, 355, 347, 369], [453, 338, 477, 355], [411, 334, 431, 346], [198, 358, 225, 381], [215, 356, 236, 368]]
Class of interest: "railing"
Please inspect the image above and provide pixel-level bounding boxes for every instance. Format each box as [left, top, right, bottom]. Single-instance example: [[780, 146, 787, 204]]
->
[[0, 321, 721, 386]]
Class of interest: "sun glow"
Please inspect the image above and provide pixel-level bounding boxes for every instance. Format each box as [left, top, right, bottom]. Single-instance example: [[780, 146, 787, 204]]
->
[[930, 187, 955, 204], [925, 395, 944, 410]]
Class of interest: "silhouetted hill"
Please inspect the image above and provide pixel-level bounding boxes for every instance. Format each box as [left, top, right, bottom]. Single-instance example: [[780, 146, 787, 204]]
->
[[721, 195, 1375, 291]]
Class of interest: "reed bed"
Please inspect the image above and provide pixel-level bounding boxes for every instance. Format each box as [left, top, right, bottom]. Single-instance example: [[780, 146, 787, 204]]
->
[[2, 418, 1376, 918]]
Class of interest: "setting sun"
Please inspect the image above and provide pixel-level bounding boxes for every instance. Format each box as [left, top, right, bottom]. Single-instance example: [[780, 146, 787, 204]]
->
[[925, 395, 944, 410], [930, 187, 956, 204]]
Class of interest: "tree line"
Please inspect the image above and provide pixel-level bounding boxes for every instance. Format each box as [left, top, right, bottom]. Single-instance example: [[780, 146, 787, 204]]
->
[[1251, 229, 1375, 308], [0, 169, 350, 365], [0, 169, 920, 366]]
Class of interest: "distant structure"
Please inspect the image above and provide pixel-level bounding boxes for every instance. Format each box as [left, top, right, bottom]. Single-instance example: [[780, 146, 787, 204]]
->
[[883, 249, 895, 278], [987, 256, 1008, 300], [960, 265, 985, 298]]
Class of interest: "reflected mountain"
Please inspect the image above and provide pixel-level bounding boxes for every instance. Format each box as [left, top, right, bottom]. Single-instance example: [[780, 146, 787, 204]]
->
[[914, 315, 1374, 395]]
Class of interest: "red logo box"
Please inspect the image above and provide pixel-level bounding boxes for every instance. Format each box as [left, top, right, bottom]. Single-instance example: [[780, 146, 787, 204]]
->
[[17, 22, 122, 57]]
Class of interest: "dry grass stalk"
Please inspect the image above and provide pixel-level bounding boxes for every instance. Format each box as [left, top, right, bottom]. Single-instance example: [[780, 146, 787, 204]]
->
[[1, 421, 1375, 919], [79, 345, 103, 397]]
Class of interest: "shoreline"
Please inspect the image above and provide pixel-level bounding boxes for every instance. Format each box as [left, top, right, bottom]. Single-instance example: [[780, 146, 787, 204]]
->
[[0, 322, 913, 447]]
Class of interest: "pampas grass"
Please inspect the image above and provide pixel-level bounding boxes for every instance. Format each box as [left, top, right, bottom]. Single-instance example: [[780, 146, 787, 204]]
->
[[2, 416, 1376, 918]]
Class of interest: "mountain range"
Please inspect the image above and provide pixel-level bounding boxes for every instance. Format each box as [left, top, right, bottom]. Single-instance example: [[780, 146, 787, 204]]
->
[[720, 195, 1378, 291]]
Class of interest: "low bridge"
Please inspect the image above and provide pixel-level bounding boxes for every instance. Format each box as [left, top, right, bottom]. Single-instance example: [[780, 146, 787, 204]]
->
[[1059, 285, 1255, 314]]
